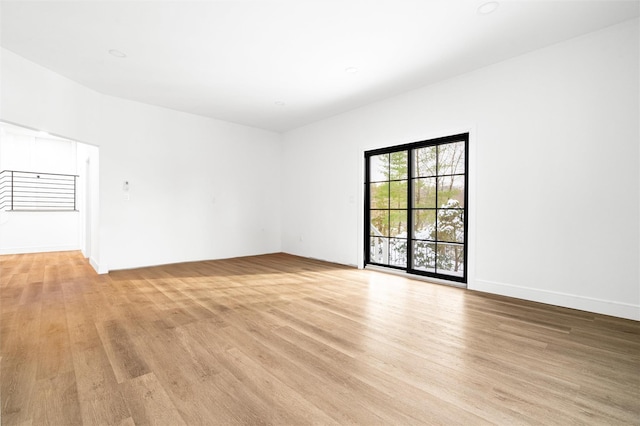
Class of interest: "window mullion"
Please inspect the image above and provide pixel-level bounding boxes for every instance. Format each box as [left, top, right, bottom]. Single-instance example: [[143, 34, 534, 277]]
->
[[407, 149, 414, 272], [434, 146, 439, 274], [364, 156, 371, 265], [387, 155, 391, 265]]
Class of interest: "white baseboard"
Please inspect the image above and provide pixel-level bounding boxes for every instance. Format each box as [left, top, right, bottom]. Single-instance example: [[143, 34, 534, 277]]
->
[[0, 245, 80, 255], [471, 278, 639, 321], [89, 256, 109, 274]]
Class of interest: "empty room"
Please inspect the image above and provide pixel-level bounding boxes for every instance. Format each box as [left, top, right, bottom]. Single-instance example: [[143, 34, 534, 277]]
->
[[1, 1, 639, 425]]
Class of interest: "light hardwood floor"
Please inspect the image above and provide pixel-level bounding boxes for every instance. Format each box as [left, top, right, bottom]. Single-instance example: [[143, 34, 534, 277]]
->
[[1, 251, 639, 425]]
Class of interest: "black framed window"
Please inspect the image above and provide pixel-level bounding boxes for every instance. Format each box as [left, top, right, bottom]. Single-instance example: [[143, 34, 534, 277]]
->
[[365, 133, 468, 283]]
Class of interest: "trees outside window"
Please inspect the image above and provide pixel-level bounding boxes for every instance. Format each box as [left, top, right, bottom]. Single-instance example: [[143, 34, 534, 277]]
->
[[365, 134, 468, 283]]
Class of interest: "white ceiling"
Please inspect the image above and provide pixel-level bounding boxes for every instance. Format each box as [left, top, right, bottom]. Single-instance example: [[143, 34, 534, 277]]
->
[[1, 1, 638, 132]]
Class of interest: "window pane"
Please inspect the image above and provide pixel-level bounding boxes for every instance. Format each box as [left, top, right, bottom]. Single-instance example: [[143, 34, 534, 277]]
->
[[436, 175, 465, 208], [414, 146, 437, 177], [389, 151, 408, 180], [370, 210, 389, 237], [437, 141, 465, 176], [413, 177, 436, 208], [370, 154, 389, 182], [389, 210, 407, 237], [436, 243, 464, 277], [389, 238, 407, 267], [370, 183, 389, 209], [436, 210, 464, 243], [389, 180, 407, 208], [370, 237, 388, 264], [413, 209, 435, 240], [412, 241, 435, 272]]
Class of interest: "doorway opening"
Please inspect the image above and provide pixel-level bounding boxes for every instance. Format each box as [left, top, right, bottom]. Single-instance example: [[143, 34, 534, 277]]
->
[[0, 121, 99, 265]]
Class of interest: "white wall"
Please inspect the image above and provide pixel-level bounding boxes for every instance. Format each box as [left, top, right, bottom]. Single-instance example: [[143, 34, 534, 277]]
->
[[0, 130, 76, 173], [97, 96, 282, 270], [76, 141, 100, 267], [0, 212, 79, 254], [0, 126, 81, 254], [281, 19, 639, 320], [1, 48, 282, 272]]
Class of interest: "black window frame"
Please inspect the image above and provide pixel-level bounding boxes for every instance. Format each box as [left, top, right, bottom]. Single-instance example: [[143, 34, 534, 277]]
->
[[364, 133, 469, 284]]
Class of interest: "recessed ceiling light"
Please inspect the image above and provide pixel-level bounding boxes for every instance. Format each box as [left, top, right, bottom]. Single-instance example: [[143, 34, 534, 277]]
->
[[274, 101, 286, 107], [345, 67, 358, 74], [478, 1, 499, 15], [108, 49, 127, 58]]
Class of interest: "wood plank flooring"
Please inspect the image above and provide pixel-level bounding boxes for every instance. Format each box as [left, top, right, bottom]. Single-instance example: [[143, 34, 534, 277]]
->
[[1, 251, 639, 425]]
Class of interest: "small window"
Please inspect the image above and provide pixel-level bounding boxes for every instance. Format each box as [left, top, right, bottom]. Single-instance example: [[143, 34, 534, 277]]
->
[[365, 134, 468, 283]]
